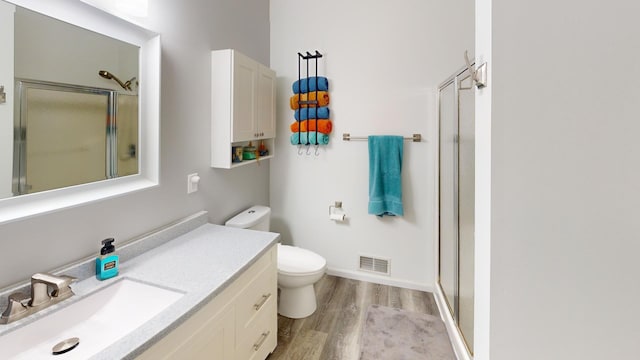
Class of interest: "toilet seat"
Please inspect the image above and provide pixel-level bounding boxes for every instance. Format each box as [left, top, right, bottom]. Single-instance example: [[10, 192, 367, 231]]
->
[[278, 244, 326, 276]]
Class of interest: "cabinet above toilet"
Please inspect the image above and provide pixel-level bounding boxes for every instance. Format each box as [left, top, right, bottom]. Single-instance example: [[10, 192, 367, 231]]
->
[[211, 49, 276, 169]]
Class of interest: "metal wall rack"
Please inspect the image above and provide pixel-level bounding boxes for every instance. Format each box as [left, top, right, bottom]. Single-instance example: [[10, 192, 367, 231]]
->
[[294, 50, 324, 145]]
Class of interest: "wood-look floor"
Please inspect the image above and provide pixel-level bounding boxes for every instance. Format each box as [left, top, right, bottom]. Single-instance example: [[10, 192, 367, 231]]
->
[[267, 275, 441, 360]]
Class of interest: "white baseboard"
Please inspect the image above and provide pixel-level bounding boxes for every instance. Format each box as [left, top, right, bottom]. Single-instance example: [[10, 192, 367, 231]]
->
[[433, 285, 472, 360], [326, 267, 434, 292]]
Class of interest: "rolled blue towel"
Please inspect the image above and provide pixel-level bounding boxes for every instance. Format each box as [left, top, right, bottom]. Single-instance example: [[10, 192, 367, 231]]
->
[[294, 107, 330, 121], [290, 131, 330, 145], [292, 76, 329, 94]]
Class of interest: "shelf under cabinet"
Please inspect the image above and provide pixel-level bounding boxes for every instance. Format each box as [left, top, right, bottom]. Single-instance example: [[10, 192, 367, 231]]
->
[[229, 154, 274, 169]]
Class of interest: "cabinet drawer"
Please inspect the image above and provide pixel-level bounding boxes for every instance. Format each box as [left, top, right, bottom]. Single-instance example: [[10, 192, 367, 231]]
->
[[236, 261, 276, 332], [236, 299, 277, 360]]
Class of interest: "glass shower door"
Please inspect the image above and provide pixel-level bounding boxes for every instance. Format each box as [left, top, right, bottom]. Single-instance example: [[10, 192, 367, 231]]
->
[[438, 68, 475, 354], [439, 81, 458, 316]]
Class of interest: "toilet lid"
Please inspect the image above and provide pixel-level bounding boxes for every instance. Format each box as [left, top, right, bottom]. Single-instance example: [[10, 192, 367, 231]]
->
[[278, 244, 326, 274]]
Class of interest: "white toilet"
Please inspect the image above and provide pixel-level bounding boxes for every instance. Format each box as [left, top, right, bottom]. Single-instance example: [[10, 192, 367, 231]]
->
[[225, 206, 327, 319]]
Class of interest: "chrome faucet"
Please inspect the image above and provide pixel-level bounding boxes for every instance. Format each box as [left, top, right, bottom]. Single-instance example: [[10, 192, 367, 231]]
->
[[1, 273, 76, 324]]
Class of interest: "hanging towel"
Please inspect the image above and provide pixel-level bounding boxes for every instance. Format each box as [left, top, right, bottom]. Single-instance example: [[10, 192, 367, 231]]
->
[[289, 91, 330, 110], [290, 120, 333, 134], [295, 106, 330, 121], [368, 136, 404, 217], [290, 131, 330, 145], [292, 76, 329, 94]]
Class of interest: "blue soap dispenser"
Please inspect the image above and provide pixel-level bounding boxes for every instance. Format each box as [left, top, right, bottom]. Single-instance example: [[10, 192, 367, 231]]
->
[[96, 238, 119, 280]]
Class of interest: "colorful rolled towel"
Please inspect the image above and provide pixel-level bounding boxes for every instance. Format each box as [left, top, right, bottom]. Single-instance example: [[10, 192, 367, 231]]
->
[[289, 91, 330, 110], [293, 76, 329, 94], [290, 120, 333, 134], [290, 131, 330, 145], [295, 107, 330, 121]]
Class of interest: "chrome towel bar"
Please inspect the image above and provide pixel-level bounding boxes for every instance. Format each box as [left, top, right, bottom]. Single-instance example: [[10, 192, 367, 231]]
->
[[342, 133, 421, 142]]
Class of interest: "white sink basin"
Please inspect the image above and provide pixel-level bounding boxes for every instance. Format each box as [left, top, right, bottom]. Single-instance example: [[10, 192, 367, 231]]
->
[[0, 278, 183, 359]]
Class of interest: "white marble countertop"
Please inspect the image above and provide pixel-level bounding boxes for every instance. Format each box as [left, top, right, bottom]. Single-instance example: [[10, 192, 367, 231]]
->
[[0, 214, 279, 360]]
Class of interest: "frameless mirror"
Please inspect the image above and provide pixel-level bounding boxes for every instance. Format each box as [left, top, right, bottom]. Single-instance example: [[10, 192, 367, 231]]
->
[[0, 0, 160, 223]]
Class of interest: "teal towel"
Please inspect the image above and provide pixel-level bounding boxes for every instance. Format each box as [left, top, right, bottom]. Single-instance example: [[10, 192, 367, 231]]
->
[[368, 136, 404, 217], [290, 131, 330, 145]]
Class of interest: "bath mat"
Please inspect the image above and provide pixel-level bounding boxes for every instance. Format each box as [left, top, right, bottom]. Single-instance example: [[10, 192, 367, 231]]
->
[[359, 305, 455, 360]]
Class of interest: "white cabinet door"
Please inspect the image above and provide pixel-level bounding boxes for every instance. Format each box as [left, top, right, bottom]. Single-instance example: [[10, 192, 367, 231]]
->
[[136, 305, 235, 360], [231, 51, 257, 142], [256, 65, 276, 139]]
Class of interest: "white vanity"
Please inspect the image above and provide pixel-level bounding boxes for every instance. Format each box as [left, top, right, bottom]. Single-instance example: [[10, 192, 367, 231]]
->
[[0, 212, 279, 360], [137, 243, 277, 360]]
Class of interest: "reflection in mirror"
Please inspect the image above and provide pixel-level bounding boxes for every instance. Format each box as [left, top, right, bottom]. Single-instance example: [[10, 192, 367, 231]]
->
[[15, 81, 110, 195], [4, 2, 140, 198], [0, 0, 159, 224]]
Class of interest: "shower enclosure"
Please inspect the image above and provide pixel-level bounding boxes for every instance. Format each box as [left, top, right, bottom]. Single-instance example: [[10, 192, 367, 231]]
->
[[438, 65, 475, 354]]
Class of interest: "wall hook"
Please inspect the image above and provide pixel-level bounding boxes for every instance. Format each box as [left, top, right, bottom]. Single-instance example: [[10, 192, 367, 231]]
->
[[315, 145, 320, 156], [297, 145, 304, 155], [306, 145, 312, 155], [464, 50, 487, 89]]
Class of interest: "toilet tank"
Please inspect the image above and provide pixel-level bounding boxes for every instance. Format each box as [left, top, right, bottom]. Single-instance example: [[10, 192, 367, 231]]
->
[[224, 206, 271, 231]]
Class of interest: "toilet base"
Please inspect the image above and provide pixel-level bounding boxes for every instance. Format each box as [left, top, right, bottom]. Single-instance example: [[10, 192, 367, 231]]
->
[[278, 284, 317, 319]]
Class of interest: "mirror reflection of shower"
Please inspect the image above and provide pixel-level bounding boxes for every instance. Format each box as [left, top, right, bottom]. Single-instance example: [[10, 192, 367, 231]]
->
[[98, 70, 137, 91]]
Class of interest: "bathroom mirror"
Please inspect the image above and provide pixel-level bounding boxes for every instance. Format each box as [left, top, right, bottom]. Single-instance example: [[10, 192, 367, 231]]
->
[[0, 0, 160, 223]]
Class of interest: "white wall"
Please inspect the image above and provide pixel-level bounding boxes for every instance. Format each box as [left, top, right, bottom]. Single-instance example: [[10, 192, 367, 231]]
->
[[477, 0, 640, 359], [0, 0, 271, 288], [474, 0, 491, 358], [270, 0, 474, 288]]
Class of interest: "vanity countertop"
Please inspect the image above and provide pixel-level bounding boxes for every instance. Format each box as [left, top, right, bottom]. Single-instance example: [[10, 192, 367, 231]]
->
[[0, 216, 279, 360]]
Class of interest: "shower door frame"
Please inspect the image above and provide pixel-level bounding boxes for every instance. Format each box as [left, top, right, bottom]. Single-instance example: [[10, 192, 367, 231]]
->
[[437, 64, 475, 355]]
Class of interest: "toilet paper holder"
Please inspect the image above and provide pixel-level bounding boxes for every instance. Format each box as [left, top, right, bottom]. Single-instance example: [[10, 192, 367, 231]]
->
[[329, 201, 346, 221]]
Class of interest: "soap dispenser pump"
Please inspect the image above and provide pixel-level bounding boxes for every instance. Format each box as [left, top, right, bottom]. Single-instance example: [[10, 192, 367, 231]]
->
[[96, 238, 119, 280]]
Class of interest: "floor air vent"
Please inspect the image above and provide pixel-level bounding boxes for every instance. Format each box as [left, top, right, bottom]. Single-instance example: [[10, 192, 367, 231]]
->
[[359, 255, 390, 275]]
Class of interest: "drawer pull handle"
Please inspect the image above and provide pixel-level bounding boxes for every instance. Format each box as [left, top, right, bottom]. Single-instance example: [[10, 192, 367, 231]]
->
[[253, 331, 270, 351], [253, 293, 271, 311]]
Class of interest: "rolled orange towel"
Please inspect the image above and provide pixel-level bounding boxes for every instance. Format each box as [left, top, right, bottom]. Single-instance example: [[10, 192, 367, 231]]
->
[[290, 120, 333, 134], [289, 91, 330, 110]]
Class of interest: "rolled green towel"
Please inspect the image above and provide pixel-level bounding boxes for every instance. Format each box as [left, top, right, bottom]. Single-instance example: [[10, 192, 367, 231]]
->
[[290, 131, 330, 145]]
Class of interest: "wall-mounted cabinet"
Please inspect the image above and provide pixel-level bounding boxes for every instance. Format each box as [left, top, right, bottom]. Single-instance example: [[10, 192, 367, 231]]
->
[[211, 49, 276, 169]]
